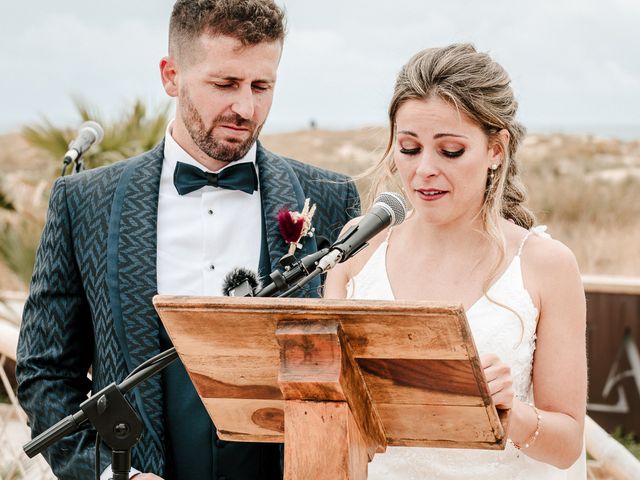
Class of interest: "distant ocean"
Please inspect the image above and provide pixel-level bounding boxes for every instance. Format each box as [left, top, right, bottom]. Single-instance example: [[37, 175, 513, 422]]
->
[[527, 124, 640, 141]]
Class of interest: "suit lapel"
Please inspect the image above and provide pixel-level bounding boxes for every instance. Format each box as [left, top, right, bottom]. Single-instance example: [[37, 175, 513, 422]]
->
[[256, 143, 319, 296], [107, 142, 165, 452]]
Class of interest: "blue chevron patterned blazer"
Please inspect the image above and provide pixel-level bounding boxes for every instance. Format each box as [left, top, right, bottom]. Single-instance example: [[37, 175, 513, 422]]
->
[[16, 141, 360, 479]]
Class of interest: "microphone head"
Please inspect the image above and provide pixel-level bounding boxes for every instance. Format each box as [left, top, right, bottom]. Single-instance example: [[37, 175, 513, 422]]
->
[[222, 267, 261, 296], [373, 192, 407, 226], [79, 120, 104, 145]]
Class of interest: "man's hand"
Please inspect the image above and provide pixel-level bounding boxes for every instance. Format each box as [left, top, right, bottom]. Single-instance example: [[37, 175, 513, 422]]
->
[[131, 474, 163, 479]]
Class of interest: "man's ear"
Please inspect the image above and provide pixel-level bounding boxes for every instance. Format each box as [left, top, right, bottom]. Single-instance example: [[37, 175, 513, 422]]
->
[[160, 57, 179, 97], [488, 129, 510, 167]]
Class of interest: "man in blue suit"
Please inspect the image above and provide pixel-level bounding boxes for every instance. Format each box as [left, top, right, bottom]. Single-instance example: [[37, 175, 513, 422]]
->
[[16, 1, 359, 479]]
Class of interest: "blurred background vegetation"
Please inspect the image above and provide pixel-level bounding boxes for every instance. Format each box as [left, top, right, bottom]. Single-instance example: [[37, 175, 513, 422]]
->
[[0, 98, 171, 285]]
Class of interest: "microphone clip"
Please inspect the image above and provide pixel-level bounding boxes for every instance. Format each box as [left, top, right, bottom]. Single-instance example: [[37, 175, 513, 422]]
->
[[255, 248, 330, 298], [61, 146, 85, 176], [224, 250, 327, 299]]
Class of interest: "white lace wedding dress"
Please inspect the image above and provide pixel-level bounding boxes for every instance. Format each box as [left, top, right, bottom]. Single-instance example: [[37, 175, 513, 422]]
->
[[346, 226, 578, 479]]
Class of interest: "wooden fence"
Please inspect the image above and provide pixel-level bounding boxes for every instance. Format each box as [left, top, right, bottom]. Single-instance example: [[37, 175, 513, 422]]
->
[[583, 276, 640, 436]]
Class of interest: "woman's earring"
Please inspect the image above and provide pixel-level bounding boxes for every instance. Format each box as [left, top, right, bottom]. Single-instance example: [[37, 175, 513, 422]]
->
[[489, 163, 499, 181]]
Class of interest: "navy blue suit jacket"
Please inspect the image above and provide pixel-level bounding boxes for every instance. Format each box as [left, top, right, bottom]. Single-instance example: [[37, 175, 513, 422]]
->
[[16, 141, 360, 479]]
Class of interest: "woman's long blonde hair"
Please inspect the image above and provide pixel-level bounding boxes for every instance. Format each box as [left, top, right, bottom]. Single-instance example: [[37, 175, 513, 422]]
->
[[368, 43, 536, 319]]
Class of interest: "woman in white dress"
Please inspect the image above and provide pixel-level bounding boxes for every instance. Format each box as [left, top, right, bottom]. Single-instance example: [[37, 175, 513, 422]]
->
[[324, 44, 586, 479]]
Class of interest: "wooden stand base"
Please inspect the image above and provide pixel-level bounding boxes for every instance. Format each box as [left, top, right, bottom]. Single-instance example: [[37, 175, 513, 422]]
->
[[277, 319, 386, 479], [284, 401, 368, 480]]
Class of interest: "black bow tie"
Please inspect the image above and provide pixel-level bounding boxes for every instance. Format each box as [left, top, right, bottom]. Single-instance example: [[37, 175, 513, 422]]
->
[[173, 161, 258, 195]]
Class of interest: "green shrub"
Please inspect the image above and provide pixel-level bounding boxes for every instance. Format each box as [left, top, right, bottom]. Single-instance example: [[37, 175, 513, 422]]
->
[[611, 426, 640, 459]]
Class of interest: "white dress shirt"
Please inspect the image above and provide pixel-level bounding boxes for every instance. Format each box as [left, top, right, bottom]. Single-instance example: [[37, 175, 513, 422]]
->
[[101, 122, 263, 480], [157, 121, 262, 296]]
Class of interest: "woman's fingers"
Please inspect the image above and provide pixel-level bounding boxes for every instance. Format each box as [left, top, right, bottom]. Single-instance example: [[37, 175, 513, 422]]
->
[[483, 357, 511, 382], [481, 353, 514, 409], [489, 381, 515, 409], [480, 353, 499, 366]]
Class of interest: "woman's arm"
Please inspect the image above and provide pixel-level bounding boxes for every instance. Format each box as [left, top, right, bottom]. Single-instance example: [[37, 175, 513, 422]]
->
[[511, 236, 587, 468]]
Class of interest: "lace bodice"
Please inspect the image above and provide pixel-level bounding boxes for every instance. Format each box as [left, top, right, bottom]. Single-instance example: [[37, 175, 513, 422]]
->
[[346, 226, 570, 479]]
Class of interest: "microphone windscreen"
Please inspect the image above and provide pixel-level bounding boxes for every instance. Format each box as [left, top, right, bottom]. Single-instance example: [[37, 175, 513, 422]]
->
[[374, 192, 407, 226], [222, 267, 261, 296], [80, 120, 104, 144]]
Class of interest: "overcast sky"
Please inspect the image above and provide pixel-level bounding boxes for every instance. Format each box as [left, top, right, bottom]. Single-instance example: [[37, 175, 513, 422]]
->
[[1, 0, 639, 137]]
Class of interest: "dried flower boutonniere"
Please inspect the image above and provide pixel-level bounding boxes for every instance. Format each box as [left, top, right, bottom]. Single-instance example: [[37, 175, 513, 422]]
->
[[277, 199, 317, 255]]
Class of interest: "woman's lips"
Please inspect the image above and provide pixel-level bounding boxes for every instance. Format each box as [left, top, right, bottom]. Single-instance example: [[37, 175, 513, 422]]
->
[[415, 188, 448, 201]]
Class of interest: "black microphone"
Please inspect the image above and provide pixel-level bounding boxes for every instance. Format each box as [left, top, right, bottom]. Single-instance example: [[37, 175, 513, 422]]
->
[[221, 267, 261, 297], [318, 192, 407, 271], [220, 193, 407, 298], [63, 121, 104, 165]]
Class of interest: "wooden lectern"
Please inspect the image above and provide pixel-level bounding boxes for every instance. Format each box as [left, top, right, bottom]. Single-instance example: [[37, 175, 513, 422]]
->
[[153, 296, 509, 480]]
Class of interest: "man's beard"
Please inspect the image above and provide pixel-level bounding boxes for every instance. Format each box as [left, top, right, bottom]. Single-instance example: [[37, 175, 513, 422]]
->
[[180, 89, 263, 163]]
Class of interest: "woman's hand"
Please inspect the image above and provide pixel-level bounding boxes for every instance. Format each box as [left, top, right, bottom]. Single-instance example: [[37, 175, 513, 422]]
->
[[481, 353, 514, 410]]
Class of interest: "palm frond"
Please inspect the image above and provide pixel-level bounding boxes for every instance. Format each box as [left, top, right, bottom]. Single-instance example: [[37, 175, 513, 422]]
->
[[72, 96, 104, 125], [22, 97, 172, 171], [22, 116, 72, 159]]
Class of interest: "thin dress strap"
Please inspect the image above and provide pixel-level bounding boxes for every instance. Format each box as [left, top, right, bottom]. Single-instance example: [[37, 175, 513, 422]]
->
[[517, 225, 551, 257], [516, 231, 534, 257], [384, 226, 394, 242]]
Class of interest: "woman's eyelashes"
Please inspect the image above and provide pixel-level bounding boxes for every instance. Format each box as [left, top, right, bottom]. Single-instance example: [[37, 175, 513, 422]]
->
[[399, 146, 421, 155], [442, 148, 464, 158], [398, 144, 465, 158]]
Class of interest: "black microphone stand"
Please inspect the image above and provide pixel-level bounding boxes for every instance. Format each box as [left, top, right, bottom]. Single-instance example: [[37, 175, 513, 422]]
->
[[24, 348, 178, 480]]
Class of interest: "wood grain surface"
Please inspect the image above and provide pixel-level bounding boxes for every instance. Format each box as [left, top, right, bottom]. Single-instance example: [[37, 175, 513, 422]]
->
[[154, 296, 508, 450], [283, 401, 369, 480], [276, 320, 386, 459]]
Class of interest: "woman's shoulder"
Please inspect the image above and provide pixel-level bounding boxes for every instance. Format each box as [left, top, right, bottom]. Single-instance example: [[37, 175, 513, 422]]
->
[[520, 227, 577, 273], [505, 222, 581, 304], [502, 221, 575, 266]]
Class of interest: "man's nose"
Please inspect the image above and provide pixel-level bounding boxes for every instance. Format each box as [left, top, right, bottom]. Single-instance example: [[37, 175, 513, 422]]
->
[[230, 85, 255, 120]]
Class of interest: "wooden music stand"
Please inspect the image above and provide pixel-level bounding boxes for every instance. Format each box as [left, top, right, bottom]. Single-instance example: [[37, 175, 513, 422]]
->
[[153, 296, 509, 480]]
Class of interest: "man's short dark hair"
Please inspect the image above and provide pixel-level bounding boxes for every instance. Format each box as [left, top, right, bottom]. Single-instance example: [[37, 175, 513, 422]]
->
[[169, 0, 286, 59]]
